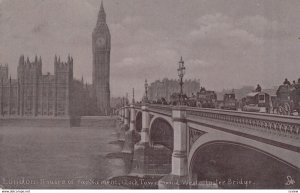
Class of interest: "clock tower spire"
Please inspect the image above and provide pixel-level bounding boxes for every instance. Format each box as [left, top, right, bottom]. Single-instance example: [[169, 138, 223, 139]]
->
[[97, 1, 106, 24], [92, 1, 111, 115]]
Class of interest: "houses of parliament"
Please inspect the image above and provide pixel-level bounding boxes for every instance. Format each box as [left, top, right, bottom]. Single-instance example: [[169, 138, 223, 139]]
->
[[0, 1, 111, 117]]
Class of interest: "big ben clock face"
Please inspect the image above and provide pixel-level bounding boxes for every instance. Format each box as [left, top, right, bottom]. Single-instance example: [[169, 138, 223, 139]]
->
[[96, 37, 106, 47]]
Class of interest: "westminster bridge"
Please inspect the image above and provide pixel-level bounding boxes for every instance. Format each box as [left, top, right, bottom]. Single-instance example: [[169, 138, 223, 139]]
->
[[116, 103, 300, 189]]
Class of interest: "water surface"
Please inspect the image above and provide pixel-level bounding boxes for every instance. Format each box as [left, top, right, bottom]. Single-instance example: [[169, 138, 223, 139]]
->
[[0, 125, 126, 189]]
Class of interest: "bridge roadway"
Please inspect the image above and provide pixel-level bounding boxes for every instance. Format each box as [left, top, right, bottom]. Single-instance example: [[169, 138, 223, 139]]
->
[[116, 103, 300, 189]]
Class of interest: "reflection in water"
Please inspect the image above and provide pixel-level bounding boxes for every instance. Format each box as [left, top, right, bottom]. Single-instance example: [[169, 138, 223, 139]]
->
[[106, 143, 170, 189], [106, 151, 133, 175], [0, 125, 130, 189]]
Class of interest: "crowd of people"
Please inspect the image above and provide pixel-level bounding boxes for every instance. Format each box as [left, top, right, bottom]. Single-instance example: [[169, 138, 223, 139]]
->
[[282, 78, 300, 87], [254, 77, 300, 93]]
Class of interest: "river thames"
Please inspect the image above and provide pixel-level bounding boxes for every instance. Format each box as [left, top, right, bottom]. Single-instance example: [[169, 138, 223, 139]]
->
[[0, 122, 133, 189]]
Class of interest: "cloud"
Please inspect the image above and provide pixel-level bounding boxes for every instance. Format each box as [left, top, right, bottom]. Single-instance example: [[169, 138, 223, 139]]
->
[[115, 57, 144, 67], [110, 16, 153, 48], [228, 28, 262, 45], [0, 0, 96, 76], [122, 16, 141, 25], [238, 15, 280, 37], [111, 39, 181, 98], [189, 13, 264, 46], [186, 59, 210, 68], [0, 0, 298, 99], [181, 13, 284, 91], [196, 13, 230, 26]]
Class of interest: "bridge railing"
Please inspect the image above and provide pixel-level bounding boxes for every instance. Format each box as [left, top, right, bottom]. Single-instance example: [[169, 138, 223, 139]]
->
[[132, 104, 172, 116], [134, 103, 142, 109], [147, 104, 173, 116], [126, 104, 300, 139], [185, 107, 300, 140]]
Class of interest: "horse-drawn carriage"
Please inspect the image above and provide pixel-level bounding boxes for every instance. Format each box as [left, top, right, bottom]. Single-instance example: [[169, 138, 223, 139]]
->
[[195, 88, 217, 108], [170, 93, 189, 106], [169, 87, 217, 108], [274, 84, 300, 115], [241, 92, 271, 113], [221, 92, 238, 110]]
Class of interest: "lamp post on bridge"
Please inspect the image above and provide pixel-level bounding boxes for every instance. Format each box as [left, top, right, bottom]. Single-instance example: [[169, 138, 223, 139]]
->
[[142, 79, 149, 103], [145, 79, 148, 100], [159, 59, 189, 188], [132, 88, 135, 104], [177, 56, 186, 105]]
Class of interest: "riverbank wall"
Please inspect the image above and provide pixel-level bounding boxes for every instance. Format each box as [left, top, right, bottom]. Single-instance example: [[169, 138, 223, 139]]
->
[[0, 116, 117, 128]]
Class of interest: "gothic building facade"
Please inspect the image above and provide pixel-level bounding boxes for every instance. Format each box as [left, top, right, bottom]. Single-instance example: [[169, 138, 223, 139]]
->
[[0, 56, 73, 117], [0, 1, 111, 117], [92, 1, 111, 115]]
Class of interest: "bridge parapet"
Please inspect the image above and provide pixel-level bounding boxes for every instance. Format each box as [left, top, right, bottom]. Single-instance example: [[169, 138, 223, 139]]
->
[[186, 107, 300, 141], [148, 104, 172, 116], [134, 103, 142, 109], [120, 105, 300, 140]]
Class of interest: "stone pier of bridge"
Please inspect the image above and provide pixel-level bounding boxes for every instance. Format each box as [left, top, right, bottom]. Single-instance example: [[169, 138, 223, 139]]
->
[[117, 103, 192, 188], [158, 106, 189, 189]]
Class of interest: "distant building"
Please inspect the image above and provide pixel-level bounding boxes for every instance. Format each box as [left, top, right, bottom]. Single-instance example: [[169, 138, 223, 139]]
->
[[0, 64, 8, 80], [0, 55, 73, 117], [148, 78, 200, 101]]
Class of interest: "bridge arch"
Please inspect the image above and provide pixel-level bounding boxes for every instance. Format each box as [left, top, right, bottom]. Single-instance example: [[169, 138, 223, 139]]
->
[[147, 116, 174, 174], [188, 132, 300, 188], [149, 117, 174, 150], [135, 111, 142, 132]]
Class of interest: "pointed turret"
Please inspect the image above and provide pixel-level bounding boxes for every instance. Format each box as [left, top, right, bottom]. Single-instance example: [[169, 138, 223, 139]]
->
[[97, 1, 106, 24], [19, 55, 25, 66]]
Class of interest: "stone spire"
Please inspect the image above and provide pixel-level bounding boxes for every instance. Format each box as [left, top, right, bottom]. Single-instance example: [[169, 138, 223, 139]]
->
[[97, 1, 106, 24]]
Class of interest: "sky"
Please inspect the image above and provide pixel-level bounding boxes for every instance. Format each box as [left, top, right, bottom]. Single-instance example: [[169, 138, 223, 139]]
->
[[1, 0, 300, 99]]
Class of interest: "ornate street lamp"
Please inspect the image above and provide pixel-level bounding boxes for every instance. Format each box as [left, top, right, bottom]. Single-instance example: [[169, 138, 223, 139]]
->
[[177, 56, 186, 105], [143, 79, 149, 103], [132, 88, 135, 104]]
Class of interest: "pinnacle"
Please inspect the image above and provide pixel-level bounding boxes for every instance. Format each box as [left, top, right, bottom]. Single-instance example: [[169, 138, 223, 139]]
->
[[97, 0, 106, 24], [100, 0, 104, 11]]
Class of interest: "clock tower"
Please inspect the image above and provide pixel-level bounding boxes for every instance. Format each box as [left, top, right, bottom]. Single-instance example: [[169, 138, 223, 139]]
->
[[92, 1, 111, 115]]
